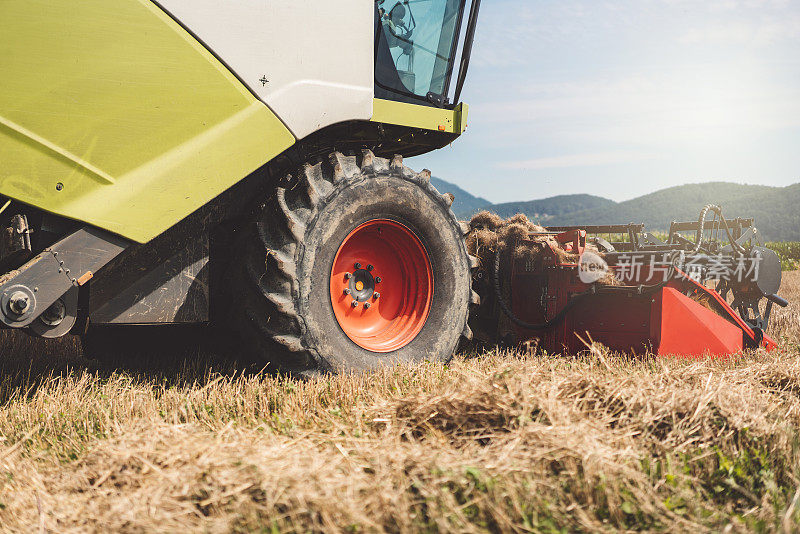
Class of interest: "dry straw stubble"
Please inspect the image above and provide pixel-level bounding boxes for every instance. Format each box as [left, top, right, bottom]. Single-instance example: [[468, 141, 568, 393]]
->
[[0, 274, 797, 532]]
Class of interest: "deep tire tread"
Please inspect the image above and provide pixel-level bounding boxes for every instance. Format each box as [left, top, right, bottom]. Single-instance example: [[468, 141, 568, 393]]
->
[[228, 151, 477, 374]]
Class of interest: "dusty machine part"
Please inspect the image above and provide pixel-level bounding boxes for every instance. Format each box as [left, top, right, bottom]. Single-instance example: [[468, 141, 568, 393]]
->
[[0, 214, 32, 271], [0, 227, 129, 330], [223, 151, 477, 374], [466, 206, 786, 356], [465, 211, 618, 345], [717, 245, 784, 330], [89, 234, 209, 324], [28, 286, 78, 338]]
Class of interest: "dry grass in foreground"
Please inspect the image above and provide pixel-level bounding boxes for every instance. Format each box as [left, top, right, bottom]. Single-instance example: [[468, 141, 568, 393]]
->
[[0, 273, 797, 533]]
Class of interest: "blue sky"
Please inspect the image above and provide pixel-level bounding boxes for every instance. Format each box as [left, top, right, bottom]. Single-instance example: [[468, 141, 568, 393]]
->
[[410, 0, 800, 203]]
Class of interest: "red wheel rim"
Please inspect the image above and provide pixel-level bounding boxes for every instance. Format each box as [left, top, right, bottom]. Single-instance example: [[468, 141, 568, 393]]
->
[[330, 219, 433, 353]]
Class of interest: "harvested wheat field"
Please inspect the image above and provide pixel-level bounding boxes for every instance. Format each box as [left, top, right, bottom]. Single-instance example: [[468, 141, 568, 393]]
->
[[0, 273, 798, 533]]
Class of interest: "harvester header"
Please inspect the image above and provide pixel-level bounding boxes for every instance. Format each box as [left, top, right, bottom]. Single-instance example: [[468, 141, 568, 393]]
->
[[468, 205, 786, 357]]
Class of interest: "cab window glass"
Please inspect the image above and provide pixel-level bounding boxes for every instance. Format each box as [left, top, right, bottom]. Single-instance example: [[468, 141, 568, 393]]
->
[[375, 0, 463, 102]]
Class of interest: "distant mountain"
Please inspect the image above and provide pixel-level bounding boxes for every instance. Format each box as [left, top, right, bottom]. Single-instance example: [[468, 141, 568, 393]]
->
[[432, 178, 800, 242], [492, 194, 616, 221], [544, 182, 800, 242], [431, 177, 492, 218]]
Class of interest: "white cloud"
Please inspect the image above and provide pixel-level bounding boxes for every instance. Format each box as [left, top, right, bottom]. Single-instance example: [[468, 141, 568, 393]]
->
[[677, 12, 800, 46], [470, 0, 800, 69], [473, 66, 800, 147]]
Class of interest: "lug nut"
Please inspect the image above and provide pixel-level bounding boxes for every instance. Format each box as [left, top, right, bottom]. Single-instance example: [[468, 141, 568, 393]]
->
[[344, 288, 352, 295], [373, 292, 380, 299], [354, 262, 362, 269], [7, 291, 30, 316], [344, 273, 352, 280], [375, 277, 382, 284], [351, 300, 359, 308], [364, 302, 371, 309], [367, 264, 374, 271]]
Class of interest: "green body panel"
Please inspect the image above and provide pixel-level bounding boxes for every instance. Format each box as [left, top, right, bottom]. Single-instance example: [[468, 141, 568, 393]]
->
[[372, 99, 469, 135], [0, 0, 295, 243]]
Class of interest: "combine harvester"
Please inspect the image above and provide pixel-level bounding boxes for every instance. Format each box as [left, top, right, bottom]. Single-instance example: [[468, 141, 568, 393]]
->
[[0, 1, 786, 373]]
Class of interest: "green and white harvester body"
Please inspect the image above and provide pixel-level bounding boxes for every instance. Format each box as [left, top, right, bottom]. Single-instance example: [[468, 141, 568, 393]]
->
[[0, 0, 482, 373]]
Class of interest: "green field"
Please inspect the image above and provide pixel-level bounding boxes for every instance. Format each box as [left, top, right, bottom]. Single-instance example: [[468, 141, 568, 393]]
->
[[767, 242, 800, 271]]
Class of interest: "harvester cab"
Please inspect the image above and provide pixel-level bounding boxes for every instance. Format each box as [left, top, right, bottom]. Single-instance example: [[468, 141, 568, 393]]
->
[[376, 0, 476, 107], [379, 2, 417, 84], [0, 1, 785, 372]]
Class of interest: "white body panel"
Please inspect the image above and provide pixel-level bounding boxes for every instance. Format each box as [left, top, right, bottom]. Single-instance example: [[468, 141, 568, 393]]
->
[[156, 0, 374, 139]]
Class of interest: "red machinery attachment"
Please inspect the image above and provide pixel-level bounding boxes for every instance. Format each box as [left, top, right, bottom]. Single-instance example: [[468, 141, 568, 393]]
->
[[484, 205, 786, 357]]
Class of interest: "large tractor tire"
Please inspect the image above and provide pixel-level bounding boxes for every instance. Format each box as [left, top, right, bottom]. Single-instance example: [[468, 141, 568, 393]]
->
[[225, 151, 477, 374]]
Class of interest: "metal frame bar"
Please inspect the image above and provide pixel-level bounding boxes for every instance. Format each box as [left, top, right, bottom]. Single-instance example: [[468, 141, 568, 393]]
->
[[0, 227, 129, 328]]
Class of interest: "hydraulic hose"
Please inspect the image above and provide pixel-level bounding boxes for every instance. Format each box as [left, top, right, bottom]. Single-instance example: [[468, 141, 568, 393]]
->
[[694, 204, 717, 253], [719, 214, 747, 254], [491, 250, 590, 330], [491, 248, 674, 331], [695, 204, 746, 254]]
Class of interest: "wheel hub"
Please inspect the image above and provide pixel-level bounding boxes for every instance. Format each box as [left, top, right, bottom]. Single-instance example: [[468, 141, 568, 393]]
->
[[330, 219, 433, 353], [347, 267, 376, 303]]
